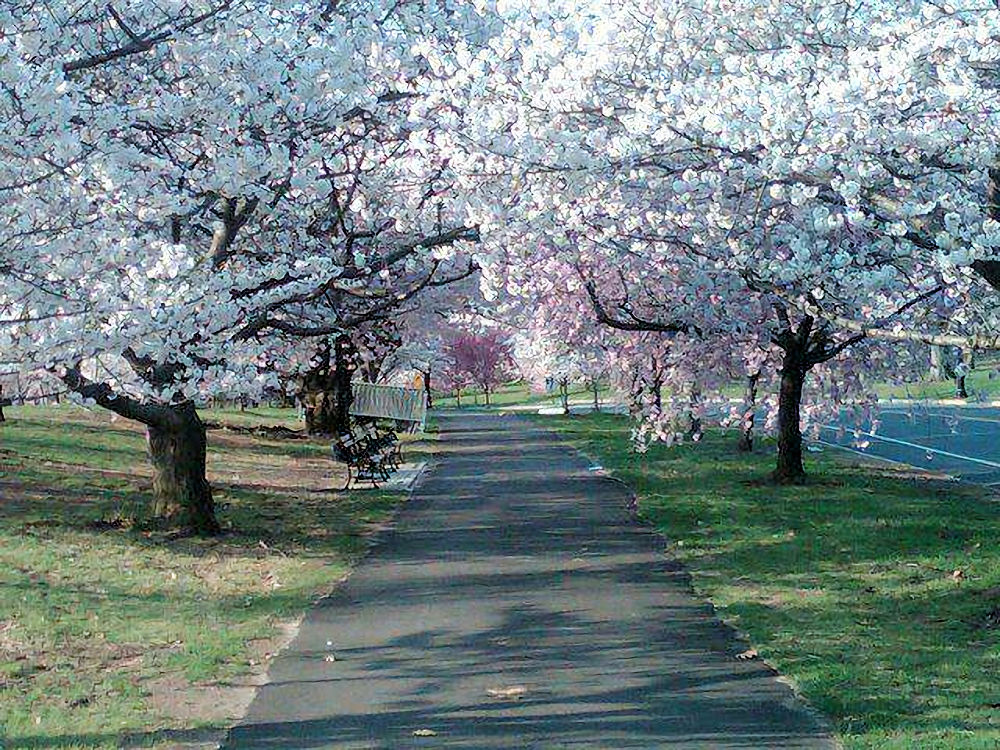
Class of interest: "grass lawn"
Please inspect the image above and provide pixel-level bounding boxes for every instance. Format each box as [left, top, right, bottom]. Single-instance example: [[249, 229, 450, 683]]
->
[[875, 367, 1000, 402], [0, 405, 429, 749], [199, 405, 304, 430], [432, 380, 616, 410], [546, 413, 1000, 749]]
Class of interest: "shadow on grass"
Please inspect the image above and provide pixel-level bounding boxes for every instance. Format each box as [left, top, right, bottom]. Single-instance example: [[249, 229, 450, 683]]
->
[[0, 408, 427, 748]]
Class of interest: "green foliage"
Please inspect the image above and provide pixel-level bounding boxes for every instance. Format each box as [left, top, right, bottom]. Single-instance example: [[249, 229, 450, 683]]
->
[[549, 414, 1000, 749]]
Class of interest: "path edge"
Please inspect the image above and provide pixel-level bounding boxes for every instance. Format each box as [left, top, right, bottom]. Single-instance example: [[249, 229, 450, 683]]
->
[[528, 414, 845, 750], [206, 447, 440, 750]]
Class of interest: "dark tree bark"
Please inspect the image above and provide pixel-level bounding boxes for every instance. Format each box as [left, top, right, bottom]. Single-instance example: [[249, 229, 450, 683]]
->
[[929, 345, 958, 381], [592, 379, 601, 413], [58, 366, 220, 535], [301, 336, 356, 436], [559, 377, 570, 414], [770, 305, 863, 484], [302, 341, 335, 435], [483, 384, 491, 406], [686, 383, 702, 440], [956, 372, 969, 398], [331, 335, 354, 434], [774, 361, 807, 483], [419, 369, 433, 409], [303, 390, 336, 434], [147, 403, 218, 534], [0, 385, 6, 422], [737, 372, 760, 453], [955, 348, 974, 398]]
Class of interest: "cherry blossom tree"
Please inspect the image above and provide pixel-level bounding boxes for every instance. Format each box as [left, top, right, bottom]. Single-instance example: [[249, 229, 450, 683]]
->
[[443, 330, 514, 406], [0, 0, 493, 532], [448, 0, 996, 482]]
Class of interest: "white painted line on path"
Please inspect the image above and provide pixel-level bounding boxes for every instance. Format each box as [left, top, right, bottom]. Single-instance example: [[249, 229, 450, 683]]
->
[[819, 424, 1000, 471], [877, 407, 1000, 426], [920, 411, 1000, 426], [813, 438, 927, 471]]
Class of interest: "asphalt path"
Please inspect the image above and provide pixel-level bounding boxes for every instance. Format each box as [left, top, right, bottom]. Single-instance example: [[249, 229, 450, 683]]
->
[[224, 412, 834, 749], [820, 404, 1000, 484]]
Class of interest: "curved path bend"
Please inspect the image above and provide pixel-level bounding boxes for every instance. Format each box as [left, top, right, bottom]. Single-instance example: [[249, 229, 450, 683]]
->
[[225, 412, 835, 749]]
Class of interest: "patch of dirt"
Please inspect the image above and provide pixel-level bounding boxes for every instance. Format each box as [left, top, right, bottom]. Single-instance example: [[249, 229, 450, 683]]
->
[[145, 620, 301, 723], [0, 623, 156, 697], [0, 619, 34, 684], [206, 431, 346, 494], [86, 517, 130, 531]]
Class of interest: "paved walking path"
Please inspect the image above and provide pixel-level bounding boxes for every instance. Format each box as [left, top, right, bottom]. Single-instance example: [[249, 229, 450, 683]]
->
[[224, 413, 835, 749]]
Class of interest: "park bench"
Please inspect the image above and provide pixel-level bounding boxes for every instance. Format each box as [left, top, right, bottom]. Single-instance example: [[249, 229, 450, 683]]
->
[[357, 421, 402, 469], [332, 430, 394, 489]]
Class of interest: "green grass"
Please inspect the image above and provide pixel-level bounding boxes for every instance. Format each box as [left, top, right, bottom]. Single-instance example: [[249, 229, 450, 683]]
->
[[0, 405, 424, 748], [875, 367, 1000, 401], [432, 380, 615, 410], [199, 405, 305, 430], [546, 413, 1000, 749]]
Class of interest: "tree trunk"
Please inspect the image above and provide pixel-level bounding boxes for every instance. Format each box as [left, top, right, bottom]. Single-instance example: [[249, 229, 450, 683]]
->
[[423, 369, 433, 409], [146, 403, 219, 535], [737, 373, 759, 452], [592, 379, 601, 413], [774, 364, 807, 484], [929, 345, 958, 380], [301, 336, 355, 436], [56, 365, 219, 534], [484, 384, 490, 406], [331, 335, 354, 434], [560, 378, 569, 414], [686, 383, 702, 440], [455, 388, 461, 406], [0, 385, 6, 422], [956, 373, 969, 399]]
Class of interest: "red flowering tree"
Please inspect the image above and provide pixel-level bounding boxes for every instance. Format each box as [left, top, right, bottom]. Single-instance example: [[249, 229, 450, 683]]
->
[[443, 331, 514, 406]]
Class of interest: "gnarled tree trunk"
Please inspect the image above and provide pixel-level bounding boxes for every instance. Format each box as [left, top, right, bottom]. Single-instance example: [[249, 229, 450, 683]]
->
[[331, 335, 354, 434], [686, 382, 702, 440], [301, 335, 355, 436], [955, 348, 974, 398], [59, 364, 220, 535], [146, 402, 218, 535]]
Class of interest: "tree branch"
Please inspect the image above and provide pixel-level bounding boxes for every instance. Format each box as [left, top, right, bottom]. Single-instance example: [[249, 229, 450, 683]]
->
[[581, 275, 700, 336], [57, 364, 176, 428]]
